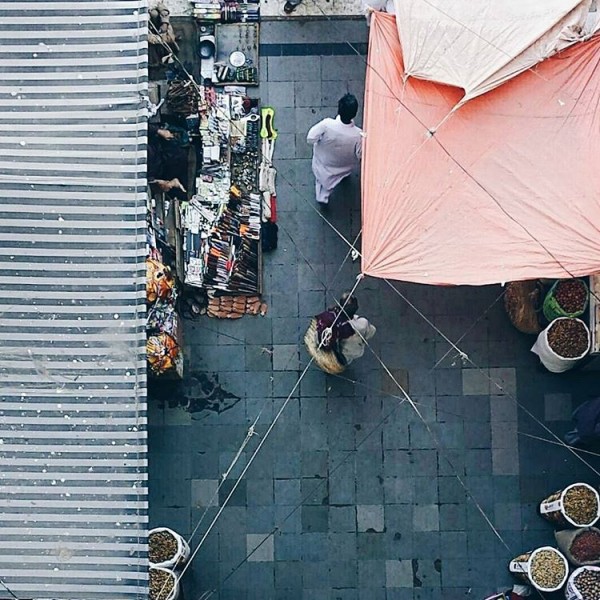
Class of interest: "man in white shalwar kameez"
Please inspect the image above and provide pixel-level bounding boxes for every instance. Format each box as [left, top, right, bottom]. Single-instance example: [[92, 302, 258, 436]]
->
[[306, 93, 363, 207]]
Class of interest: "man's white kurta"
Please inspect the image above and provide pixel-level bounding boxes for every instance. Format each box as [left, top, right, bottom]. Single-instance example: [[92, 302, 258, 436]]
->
[[307, 116, 363, 204]]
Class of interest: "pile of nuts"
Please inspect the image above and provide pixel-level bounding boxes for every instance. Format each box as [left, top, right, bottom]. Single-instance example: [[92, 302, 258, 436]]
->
[[571, 530, 600, 563], [529, 549, 567, 589], [564, 485, 599, 526], [573, 569, 600, 598], [149, 530, 178, 564], [547, 319, 589, 358], [553, 279, 588, 314], [149, 568, 175, 600]]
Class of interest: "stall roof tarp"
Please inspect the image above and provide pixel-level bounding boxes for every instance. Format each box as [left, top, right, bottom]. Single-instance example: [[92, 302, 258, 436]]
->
[[361, 13, 600, 286], [392, 0, 593, 101]]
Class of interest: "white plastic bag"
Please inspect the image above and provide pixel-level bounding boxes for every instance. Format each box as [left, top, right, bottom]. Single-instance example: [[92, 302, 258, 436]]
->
[[531, 317, 590, 373]]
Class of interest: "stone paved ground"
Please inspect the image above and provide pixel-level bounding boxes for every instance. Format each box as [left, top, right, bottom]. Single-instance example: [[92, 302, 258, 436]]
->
[[148, 18, 600, 600]]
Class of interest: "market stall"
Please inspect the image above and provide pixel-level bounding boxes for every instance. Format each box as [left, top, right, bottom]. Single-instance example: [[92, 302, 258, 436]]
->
[[361, 7, 600, 371], [502, 277, 595, 372], [145, 0, 274, 373]]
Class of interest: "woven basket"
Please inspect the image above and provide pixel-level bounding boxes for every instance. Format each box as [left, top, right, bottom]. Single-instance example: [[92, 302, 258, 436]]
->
[[304, 318, 345, 375]]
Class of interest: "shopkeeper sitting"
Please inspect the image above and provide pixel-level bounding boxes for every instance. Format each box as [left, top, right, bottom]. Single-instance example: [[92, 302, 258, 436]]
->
[[148, 123, 188, 196]]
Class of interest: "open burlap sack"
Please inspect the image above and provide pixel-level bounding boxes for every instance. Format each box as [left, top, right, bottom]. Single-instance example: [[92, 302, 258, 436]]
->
[[504, 280, 543, 334]]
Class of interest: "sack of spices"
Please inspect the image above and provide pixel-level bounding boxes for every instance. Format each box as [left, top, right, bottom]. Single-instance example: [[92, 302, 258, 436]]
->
[[531, 317, 590, 373], [556, 527, 600, 567], [149, 566, 180, 600], [565, 566, 600, 600], [540, 483, 600, 528], [542, 278, 589, 322], [508, 546, 568, 592], [149, 527, 191, 569]]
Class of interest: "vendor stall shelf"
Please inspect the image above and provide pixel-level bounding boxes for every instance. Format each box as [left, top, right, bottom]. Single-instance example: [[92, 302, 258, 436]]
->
[[182, 86, 262, 296]]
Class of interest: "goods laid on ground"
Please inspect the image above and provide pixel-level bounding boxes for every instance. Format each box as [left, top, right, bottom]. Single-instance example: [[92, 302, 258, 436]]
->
[[565, 566, 600, 600], [531, 317, 591, 373], [504, 280, 543, 334], [181, 88, 263, 297], [543, 278, 589, 321], [509, 546, 569, 592], [149, 566, 180, 600], [207, 293, 267, 318], [556, 528, 600, 567], [540, 483, 600, 528], [149, 527, 191, 569], [146, 252, 182, 378]]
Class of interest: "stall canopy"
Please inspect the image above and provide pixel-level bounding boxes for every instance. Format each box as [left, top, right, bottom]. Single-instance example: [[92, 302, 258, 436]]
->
[[361, 12, 600, 286], [392, 0, 600, 102]]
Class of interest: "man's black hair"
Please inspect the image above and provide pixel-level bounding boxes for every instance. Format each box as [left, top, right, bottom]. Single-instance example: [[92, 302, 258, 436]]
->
[[338, 93, 358, 124]]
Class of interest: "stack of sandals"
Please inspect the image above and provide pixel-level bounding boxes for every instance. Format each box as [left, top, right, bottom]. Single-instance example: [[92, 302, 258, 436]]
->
[[304, 318, 345, 375], [207, 295, 267, 319]]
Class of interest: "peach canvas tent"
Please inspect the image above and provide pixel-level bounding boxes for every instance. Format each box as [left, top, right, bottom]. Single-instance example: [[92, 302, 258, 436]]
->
[[361, 12, 600, 285]]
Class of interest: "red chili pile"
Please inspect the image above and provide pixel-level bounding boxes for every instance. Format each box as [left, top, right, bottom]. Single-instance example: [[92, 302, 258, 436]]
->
[[572, 530, 600, 563], [554, 279, 587, 313], [547, 319, 589, 358]]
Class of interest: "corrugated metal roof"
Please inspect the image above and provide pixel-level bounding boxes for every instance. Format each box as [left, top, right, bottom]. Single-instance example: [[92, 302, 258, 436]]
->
[[0, 1, 148, 598]]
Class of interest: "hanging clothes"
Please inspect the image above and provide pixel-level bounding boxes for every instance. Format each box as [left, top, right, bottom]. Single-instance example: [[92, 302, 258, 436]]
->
[[307, 115, 363, 204]]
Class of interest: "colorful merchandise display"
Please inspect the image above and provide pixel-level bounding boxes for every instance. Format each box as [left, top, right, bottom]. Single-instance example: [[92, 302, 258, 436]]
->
[[181, 86, 262, 296]]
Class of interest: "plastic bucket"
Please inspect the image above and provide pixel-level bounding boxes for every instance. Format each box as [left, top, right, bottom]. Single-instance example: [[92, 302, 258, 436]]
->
[[531, 317, 590, 373], [543, 279, 589, 322], [509, 546, 569, 592], [540, 483, 600, 528], [149, 566, 180, 600], [565, 566, 600, 600], [149, 527, 191, 570]]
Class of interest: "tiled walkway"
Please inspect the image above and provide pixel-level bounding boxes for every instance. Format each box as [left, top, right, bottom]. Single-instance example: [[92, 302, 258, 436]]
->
[[148, 18, 600, 600]]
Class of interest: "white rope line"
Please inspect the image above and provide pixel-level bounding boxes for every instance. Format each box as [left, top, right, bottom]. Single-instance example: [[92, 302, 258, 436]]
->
[[384, 279, 469, 363], [192, 285, 522, 596], [354, 324, 513, 552], [167, 275, 365, 591], [430, 287, 506, 371], [520, 431, 600, 459], [186, 415, 260, 544], [384, 279, 600, 480], [155, 414, 264, 597], [199, 372, 413, 600], [478, 359, 600, 479]]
